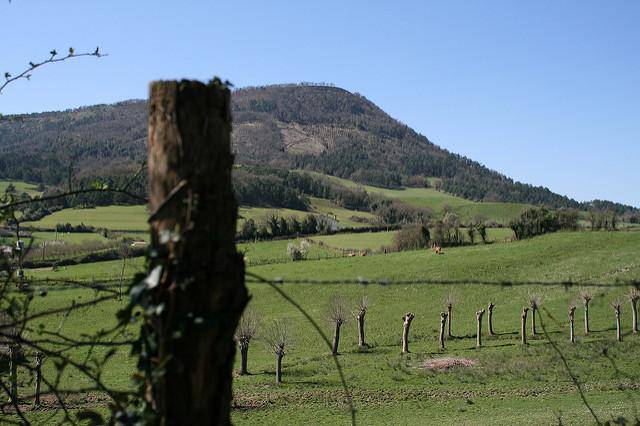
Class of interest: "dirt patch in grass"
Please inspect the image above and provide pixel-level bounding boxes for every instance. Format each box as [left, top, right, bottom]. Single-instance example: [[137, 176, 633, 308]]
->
[[421, 357, 479, 371]]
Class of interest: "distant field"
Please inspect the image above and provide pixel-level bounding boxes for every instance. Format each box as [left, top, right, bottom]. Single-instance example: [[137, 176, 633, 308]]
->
[[311, 228, 515, 251], [0, 179, 43, 196], [240, 197, 376, 229], [24, 205, 149, 231], [304, 171, 531, 225]]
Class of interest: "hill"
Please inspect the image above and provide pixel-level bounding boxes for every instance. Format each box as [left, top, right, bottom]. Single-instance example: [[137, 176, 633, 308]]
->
[[0, 83, 636, 212]]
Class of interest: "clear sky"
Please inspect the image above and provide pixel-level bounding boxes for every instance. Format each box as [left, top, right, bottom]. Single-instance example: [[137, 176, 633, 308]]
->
[[1, 1, 638, 206]]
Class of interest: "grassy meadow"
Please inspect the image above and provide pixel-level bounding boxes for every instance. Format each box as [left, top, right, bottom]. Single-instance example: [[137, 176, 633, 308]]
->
[[24, 205, 149, 231], [305, 171, 532, 225], [0, 180, 43, 197], [11, 230, 640, 424]]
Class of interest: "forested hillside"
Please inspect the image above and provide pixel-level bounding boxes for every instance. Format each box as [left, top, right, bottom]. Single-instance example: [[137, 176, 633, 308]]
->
[[0, 83, 635, 211]]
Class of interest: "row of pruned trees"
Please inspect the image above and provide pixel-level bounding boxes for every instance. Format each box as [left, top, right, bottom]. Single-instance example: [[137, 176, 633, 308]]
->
[[235, 288, 640, 384]]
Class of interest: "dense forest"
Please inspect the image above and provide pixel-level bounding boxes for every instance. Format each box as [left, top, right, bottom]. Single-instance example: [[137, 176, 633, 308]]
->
[[0, 83, 637, 213]]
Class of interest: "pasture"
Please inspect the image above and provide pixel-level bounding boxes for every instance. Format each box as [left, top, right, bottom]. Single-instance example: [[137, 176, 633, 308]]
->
[[10, 231, 640, 424], [24, 205, 149, 231], [0, 180, 43, 197], [305, 171, 532, 225], [239, 197, 376, 229]]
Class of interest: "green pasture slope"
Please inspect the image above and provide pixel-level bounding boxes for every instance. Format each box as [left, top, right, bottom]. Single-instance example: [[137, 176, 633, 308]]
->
[[304, 171, 532, 225], [311, 228, 515, 251], [24, 205, 149, 231], [11, 231, 640, 424], [0, 179, 43, 196], [240, 197, 376, 229]]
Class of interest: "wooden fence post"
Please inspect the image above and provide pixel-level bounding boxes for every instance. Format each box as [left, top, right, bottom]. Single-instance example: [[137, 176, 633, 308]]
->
[[401, 313, 415, 353], [146, 79, 249, 423], [34, 351, 42, 408], [521, 307, 529, 345]]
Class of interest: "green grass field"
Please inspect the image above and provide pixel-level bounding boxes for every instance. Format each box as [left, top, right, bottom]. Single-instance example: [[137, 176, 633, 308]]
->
[[304, 171, 532, 225], [10, 231, 640, 424], [311, 228, 515, 251], [24, 205, 149, 231], [0, 179, 43, 196], [240, 197, 376, 229]]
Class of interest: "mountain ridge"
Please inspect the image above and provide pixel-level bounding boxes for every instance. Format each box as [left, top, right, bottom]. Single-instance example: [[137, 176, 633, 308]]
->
[[0, 83, 636, 212]]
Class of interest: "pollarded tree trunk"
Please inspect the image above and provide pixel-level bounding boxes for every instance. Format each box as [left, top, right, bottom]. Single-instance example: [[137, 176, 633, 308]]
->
[[614, 305, 622, 342], [332, 320, 344, 355], [275, 351, 284, 385], [439, 312, 447, 351], [631, 298, 638, 335], [487, 302, 495, 336], [530, 304, 537, 336], [239, 342, 249, 375], [521, 308, 529, 345], [447, 303, 453, 338], [402, 313, 415, 353], [583, 300, 590, 335], [146, 80, 249, 424], [476, 309, 485, 348], [357, 309, 366, 349], [568, 306, 576, 344]]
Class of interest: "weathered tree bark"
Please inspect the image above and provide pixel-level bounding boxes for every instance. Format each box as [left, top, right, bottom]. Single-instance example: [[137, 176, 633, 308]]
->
[[614, 305, 622, 342], [34, 351, 42, 408], [401, 313, 415, 353], [146, 80, 248, 424], [332, 320, 344, 355], [239, 341, 249, 375], [583, 299, 590, 335], [8, 345, 17, 403], [476, 309, 485, 348], [631, 298, 638, 335], [275, 351, 284, 385], [487, 302, 495, 336], [521, 308, 529, 345], [439, 312, 447, 351], [446, 303, 453, 338], [568, 306, 576, 344], [530, 304, 537, 336], [357, 307, 366, 349]]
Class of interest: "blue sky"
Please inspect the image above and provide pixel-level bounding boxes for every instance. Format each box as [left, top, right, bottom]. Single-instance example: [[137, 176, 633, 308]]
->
[[1, 1, 639, 206]]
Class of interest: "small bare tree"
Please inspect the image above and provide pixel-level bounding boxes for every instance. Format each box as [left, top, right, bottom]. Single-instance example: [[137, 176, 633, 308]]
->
[[521, 307, 529, 345], [487, 302, 496, 336], [401, 312, 415, 353], [528, 292, 541, 336], [264, 320, 291, 385], [476, 309, 485, 348], [612, 300, 622, 342], [580, 289, 592, 335], [445, 291, 455, 338], [629, 289, 639, 335], [235, 308, 260, 375], [568, 305, 576, 344], [327, 294, 348, 355], [354, 296, 369, 349], [438, 312, 447, 351]]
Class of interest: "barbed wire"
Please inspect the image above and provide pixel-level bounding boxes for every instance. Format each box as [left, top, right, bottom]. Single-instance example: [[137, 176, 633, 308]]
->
[[245, 273, 640, 289]]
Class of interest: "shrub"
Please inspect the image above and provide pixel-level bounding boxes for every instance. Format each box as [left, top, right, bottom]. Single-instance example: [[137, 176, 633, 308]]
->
[[287, 240, 310, 261], [393, 224, 430, 251]]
